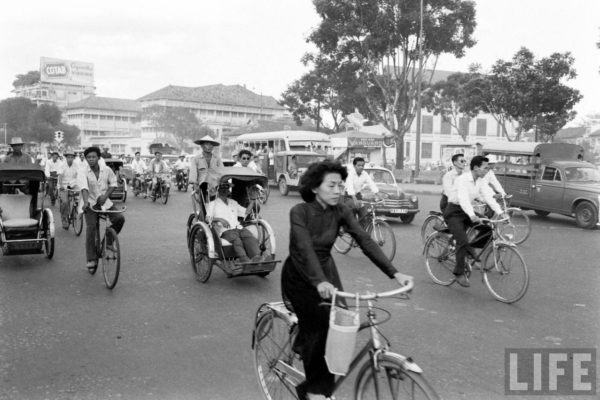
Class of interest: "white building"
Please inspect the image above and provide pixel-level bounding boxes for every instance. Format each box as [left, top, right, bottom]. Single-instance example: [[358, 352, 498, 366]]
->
[[64, 97, 142, 155]]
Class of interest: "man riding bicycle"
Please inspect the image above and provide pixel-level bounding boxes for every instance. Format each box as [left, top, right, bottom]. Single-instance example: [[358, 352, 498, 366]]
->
[[131, 151, 148, 194], [344, 157, 380, 223], [45, 151, 63, 206], [173, 154, 189, 187], [57, 150, 82, 229], [443, 155, 504, 287], [148, 151, 169, 200], [80, 147, 125, 271], [440, 153, 466, 212]]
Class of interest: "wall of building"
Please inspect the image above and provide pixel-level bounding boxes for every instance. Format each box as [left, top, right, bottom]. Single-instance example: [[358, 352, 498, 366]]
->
[[13, 82, 95, 108]]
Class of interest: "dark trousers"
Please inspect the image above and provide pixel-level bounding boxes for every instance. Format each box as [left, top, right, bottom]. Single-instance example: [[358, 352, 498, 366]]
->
[[439, 194, 448, 213], [59, 190, 70, 227], [343, 194, 368, 225], [84, 206, 125, 261], [221, 228, 260, 262], [443, 203, 475, 275], [46, 178, 57, 203]]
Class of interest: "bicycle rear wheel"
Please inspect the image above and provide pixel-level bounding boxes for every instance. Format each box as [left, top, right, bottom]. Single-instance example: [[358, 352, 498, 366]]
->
[[161, 185, 169, 204], [420, 215, 445, 244], [73, 207, 84, 236], [101, 227, 121, 289], [371, 220, 396, 261], [497, 208, 531, 244], [253, 310, 302, 400], [424, 232, 456, 286], [354, 354, 440, 400], [483, 244, 529, 303], [334, 227, 354, 254]]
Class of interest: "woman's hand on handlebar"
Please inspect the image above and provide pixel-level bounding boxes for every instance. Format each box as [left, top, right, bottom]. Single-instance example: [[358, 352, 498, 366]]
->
[[316, 281, 336, 299], [393, 272, 414, 287]]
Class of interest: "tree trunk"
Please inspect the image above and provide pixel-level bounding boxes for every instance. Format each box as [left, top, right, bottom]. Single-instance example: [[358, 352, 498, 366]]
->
[[394, 132, 405, 170]]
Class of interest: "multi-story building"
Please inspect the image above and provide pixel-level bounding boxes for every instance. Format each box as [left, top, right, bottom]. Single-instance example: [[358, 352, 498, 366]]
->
[[12, 57, 96, 108], [138, 84, 287, 153], [64, 96, 142, 155]]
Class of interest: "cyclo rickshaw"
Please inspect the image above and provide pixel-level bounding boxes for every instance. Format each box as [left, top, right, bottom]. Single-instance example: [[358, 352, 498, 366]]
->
[[186, 167, 279, 283], [105, 159, 128, 202], [0, 164, 55, 258]]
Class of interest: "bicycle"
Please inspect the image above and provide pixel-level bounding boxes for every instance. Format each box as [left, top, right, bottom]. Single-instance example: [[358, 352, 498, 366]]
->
[[62, 188, 84, 236], [150, 174, 170, 204], [132, 173, 149, 198], [86, 206, 126, 289], [423, 216, 529, 303], [334, 199, 396, 261], [420, 194, 531, 245], [251, 280, 440, 400]]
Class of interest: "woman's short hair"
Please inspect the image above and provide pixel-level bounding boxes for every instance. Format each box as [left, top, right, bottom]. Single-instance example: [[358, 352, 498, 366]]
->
[[299, 160, 348, 202]]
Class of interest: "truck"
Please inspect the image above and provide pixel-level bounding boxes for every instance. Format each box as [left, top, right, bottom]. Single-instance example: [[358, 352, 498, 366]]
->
[[482, 142, 600, 229]]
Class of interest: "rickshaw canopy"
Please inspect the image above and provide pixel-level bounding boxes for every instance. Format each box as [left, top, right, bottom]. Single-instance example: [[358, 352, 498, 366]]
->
[[213, 166, 268, 188], [0, 163, 46, 182]]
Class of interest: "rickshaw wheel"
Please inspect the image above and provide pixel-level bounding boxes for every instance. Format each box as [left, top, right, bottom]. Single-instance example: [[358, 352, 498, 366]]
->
[[186, 213, 197, 248], [122, 191, 127, 203], [190, 226, 213, 283], [43, 212, 55, 259]]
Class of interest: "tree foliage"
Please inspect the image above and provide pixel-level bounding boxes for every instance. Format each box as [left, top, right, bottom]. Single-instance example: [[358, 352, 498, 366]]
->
[[0, 97, 79, 147], [143, 105, 212, 151], [307, 0, 477, 167], [13, 71, 41, 88], [280, 54, 367, 132]]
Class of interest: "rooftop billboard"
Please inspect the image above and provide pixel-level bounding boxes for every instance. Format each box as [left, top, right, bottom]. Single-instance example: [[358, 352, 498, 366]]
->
[[40, 57, 94, 86]]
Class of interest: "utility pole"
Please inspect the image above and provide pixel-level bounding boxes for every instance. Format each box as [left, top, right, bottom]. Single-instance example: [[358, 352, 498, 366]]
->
[[2, 123, 6, 144], [414, 0, 424, 178]]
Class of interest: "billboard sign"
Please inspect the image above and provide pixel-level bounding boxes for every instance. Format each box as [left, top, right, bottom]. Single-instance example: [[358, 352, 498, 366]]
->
[[40, 57, 94, 86]]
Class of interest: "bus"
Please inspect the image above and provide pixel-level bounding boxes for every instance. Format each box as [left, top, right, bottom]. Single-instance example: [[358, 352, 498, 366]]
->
[[234, 131, 331, 155]]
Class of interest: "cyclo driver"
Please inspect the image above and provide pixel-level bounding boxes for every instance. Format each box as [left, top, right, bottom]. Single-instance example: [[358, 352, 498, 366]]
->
[[443, 155, 504, 287]]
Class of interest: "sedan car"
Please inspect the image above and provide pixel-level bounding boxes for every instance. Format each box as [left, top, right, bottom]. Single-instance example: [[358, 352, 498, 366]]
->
[[361, 166, 420, 223]]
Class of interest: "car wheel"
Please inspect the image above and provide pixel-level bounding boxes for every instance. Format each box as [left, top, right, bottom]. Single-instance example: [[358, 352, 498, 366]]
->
[[574, 201, 598, 229], [534, 210, 550, 217], [400, 214, 415, 224]]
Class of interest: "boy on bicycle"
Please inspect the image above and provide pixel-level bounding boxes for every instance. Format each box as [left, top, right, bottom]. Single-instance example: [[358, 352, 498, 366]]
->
[[57, 150, 81, 229], [79, 147, 125, 271]]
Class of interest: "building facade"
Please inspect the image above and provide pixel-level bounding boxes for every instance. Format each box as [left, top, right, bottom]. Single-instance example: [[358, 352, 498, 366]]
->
[[12, 57, 96, 108], [64, 97, 142, 155], [138, 84, 287, 154]]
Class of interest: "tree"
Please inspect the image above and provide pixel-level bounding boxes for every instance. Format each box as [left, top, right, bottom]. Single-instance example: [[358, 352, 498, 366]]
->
[[0, 98, 79, 146], [307, 0, 477, 168], [13, 71, 41, 88], [280, 54, 367, 132], [422, 68, 482, 141], [143, 105, 210, 151]]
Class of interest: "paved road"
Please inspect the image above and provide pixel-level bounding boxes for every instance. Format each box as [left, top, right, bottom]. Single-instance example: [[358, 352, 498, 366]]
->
[[1, 189, 598, 400]]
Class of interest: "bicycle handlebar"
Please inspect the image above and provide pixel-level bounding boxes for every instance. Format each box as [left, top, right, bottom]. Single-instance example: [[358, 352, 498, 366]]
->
[[333, 280, 414, 300], [89, 206, 127, 214], [478, 216, 509, 224]]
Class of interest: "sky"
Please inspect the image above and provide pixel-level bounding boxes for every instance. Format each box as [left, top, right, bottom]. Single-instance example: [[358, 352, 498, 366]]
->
[[1, 0, 599, 124]]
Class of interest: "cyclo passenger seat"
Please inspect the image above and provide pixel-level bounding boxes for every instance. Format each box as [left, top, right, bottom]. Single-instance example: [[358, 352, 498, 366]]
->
[[0, 194, 38, 230]]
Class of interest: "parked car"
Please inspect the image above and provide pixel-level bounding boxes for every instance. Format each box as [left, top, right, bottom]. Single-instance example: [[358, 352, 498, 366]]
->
[[483, 142, 600, 229], [360, 166, 420, 224]]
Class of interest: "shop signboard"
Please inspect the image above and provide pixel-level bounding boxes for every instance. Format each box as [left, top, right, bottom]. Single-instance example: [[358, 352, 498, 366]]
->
[[40, 57, 94, 86]]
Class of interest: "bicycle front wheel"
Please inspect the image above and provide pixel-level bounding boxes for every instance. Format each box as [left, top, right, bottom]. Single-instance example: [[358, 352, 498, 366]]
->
[[355, 354, 440, 400], [73, 207, 84, 236], [162, 185, 169, 204], [424, 232, 456, 286], [420, 215, 445, 244], [334, 227, 354, 254], [101, 227, 121, 290], [483, 244, 529, 303], [497, 208, 531, 245], [370, 220, 396, 261], [253, 310, 302, 400]]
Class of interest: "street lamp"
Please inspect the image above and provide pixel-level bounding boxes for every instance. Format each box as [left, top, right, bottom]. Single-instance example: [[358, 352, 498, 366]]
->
[[414, 0, 424, 178]]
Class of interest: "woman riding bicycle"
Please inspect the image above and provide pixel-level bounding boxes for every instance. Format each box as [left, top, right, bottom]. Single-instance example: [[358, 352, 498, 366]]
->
[[281, 160, 412, 400]]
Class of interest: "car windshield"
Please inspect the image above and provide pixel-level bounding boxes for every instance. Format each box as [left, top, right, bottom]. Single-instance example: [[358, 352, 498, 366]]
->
[[295, 155, 326, 168], [564, 167, 600, 182], [367, 169, 396, 185]]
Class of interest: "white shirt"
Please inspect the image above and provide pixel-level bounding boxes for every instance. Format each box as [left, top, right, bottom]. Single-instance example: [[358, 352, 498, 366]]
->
[[45, 159, 64, 177], [442, 168, 462, 197], [173, 159, 189, 170], [449, 172, 502, 218], [481, 170, 506, 196], [345, 168, 379, 196], [131, 158, 147, 174], [58, 162, 81, 189], [206, 197, 246, 230], [79, 163, 117, 206], [233, 161, 259, 173]]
